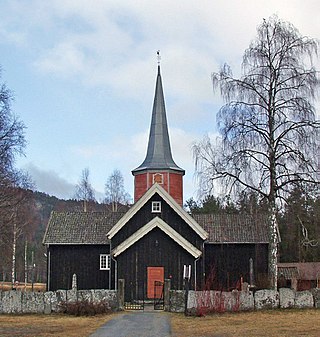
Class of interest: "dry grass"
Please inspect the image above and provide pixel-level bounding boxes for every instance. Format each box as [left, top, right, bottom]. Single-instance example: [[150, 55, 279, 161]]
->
[[170, 309, 320, 337], [1, 309, 320, 336], [0, 282, 46, 292], [0, 313, 117, 337]]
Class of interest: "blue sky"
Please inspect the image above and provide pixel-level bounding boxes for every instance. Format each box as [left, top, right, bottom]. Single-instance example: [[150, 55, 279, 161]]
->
[[0, 0, 319, 202]]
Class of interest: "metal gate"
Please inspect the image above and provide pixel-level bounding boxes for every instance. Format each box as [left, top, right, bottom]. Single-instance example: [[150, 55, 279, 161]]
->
[[124, 280, 145, 310], [154, 281, 164, 310]]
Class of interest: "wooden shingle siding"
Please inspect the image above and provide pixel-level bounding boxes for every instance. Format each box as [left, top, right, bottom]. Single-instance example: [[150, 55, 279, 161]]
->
[[48, 244, 112, 291]]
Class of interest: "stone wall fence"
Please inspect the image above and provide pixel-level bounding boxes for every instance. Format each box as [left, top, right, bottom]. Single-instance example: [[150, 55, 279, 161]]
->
[[1, 278, 320, 314], [0, 289, 118, 314], [169, 288, 320, 313]]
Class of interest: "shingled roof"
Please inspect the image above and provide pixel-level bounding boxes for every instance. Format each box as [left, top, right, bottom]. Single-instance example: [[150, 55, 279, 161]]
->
[[193, 213, 269, 243], [43, 211, 269, 245], [43, 211, 126, 245], [278, 262, 320, 280]]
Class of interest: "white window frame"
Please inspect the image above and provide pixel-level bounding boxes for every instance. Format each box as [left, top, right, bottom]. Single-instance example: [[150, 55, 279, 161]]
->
[[100, 254, 110, 270], [152, 201, 161, 213]]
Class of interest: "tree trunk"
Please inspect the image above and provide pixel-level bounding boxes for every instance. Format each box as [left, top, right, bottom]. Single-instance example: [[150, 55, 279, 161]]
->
[[11, 220, 17, 287], [268, 204, 278, 289], [24, 240, 28, 289]]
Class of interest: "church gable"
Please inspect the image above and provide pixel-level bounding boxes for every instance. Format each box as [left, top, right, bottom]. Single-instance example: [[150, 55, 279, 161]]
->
[[107, 184, 207, 248], [112, 216, 202, 258]]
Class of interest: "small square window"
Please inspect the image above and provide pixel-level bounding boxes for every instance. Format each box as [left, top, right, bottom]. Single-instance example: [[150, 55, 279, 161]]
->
[[153, 173, 163, 184], [152, 201, 161, 213], [100, 254, 110, 270]]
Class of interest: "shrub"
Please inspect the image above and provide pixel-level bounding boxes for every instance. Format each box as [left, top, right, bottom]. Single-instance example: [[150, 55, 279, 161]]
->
[[59, 300, 111, 316]]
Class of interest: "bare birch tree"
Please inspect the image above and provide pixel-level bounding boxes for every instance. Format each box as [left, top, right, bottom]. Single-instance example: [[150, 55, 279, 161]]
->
[[74, 168, 95, 212], [0, 69, 29, 285], [104, 169, 130, 212], [193, 16, 320, 289], [0, 70, 26, 207]]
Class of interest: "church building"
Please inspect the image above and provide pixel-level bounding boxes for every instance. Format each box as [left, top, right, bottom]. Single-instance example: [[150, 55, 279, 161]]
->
[[43, 60, 269, 300]]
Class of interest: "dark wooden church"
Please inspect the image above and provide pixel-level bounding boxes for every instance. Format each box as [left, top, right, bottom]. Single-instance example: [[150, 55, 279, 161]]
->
[[43, 62, 269, 298]]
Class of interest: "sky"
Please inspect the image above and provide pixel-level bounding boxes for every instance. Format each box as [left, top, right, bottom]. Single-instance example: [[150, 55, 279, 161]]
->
[[0, 0, 319, 202]]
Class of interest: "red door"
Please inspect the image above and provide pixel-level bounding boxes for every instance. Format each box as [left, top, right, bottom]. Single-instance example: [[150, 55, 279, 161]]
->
[[147, 266, 164, 299]]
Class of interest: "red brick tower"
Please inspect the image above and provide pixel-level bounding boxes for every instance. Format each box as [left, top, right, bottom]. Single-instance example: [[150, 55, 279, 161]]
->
[[132, 62, 185, 206]]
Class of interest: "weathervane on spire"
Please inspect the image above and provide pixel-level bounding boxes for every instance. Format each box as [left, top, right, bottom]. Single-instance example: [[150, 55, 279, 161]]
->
[[157, 50, 161, 66]]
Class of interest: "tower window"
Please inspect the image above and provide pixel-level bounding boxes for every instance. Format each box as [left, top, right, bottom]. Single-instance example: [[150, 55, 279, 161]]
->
[[152, 201, 161, 213], [153, 173, 163, 184]]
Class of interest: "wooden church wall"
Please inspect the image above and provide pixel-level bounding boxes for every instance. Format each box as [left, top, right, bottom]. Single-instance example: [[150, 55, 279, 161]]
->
[[48, 244, 112, 291], [116, 227, 198, 300], [203, 243, 268, 290]]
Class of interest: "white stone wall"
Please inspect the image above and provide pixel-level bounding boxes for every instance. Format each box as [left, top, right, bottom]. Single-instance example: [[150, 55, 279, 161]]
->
[[1, 287, 319, 314], [170, 288, 319, 313], [0, 289, 117, 314]]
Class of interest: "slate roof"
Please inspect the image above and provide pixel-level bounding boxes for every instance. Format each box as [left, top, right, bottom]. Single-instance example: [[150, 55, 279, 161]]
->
[[44, 210, 269, 245], [278, 266, 299, 280], [278, 262, 320, 280], [193, 213, 269, 243], [43, 211, 126, 245], [132, 65, 184, 174]]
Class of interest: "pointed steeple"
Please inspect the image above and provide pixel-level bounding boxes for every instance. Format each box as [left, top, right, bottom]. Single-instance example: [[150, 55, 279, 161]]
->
[[132, 55, 185, 206], [132, 64, 184, 174]]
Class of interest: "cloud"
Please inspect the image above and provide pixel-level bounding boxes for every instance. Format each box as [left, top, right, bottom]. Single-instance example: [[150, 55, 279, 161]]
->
[[2, 0, 320, 202], [25, 163, 76, 199], [25, 163, 106, 201], [69, 126, 204, 200], [3, 1, 320, 119]]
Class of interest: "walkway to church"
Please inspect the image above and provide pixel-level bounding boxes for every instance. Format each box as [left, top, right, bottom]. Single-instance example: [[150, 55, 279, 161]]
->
[[89, 308, 171, 337]]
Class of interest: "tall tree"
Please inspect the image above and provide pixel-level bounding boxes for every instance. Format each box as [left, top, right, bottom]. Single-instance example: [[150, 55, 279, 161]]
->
[[0, 69, 26, 206], [0, 69, 30, 285], [193, 16, 320, 288], [279, 185, 320, 262], [74, 168, 95, 212], [104, 169, 130, 212], [185, 194, 238, 215]]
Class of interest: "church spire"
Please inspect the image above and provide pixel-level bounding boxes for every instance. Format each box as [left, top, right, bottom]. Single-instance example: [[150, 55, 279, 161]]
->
[[132, 53, 184, 206], [132, 54, 184, 174]]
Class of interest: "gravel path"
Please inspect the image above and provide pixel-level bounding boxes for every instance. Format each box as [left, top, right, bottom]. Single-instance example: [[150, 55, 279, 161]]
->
[[89, 311, 171, 337]]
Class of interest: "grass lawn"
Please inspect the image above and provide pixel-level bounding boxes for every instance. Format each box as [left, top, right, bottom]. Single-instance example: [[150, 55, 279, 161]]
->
[[0, 309, 319, 336], [170, 309, 320, 337], [0, 313, 117, 337]]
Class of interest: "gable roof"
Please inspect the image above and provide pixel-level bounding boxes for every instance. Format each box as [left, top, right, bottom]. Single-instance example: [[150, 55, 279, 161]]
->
[[43, 211, 126, 245], [112, 216, 202, 258], [193, 213, 269, 243], [278, 262, 320, 280], [43, 206, 269, 246], [107, 183, 208, 240], [277, 266, 299, 280]]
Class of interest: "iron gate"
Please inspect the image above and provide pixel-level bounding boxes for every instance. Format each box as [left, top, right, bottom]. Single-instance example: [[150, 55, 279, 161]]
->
[[154, 281, 164, 310], [124, 280, 145, 310]]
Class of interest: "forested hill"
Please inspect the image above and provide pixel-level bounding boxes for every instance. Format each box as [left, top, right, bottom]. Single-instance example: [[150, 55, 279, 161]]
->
[[0, 189, 129, 285], [1, 187, 319, 285]]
